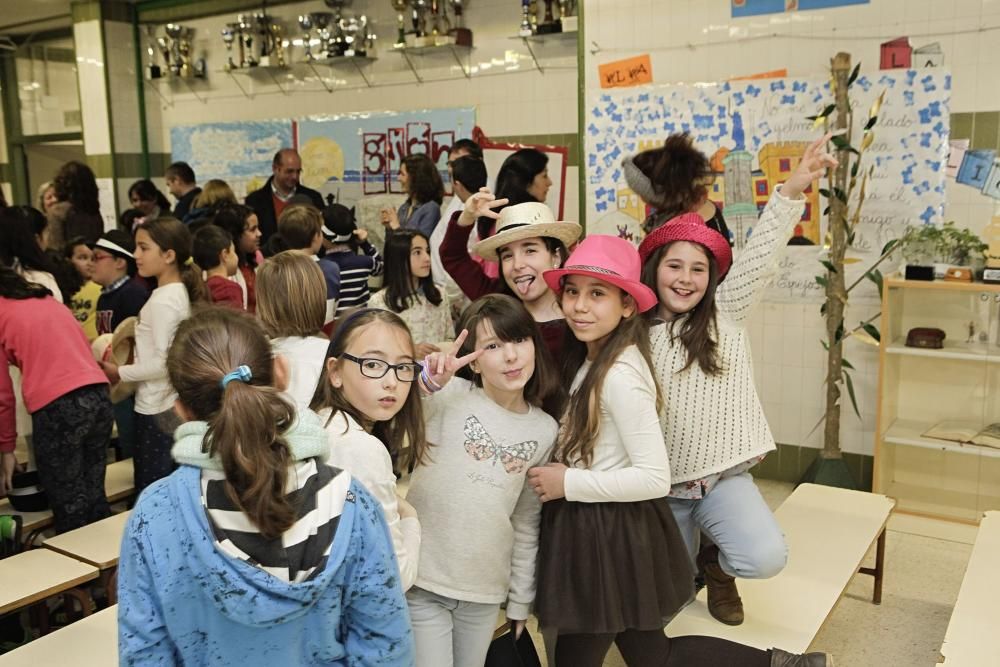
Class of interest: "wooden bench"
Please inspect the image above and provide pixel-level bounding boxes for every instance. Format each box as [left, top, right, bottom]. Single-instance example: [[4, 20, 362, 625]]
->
[[0, 605, 117, 666], [936, 510, 1000, 666], [0, 459, 136, 544], [665, 482, 895, 653], [0, 548, 99, 633]]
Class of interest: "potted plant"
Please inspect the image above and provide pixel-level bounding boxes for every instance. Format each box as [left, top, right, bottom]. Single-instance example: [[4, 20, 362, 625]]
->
[[899, 222, 986, 280]]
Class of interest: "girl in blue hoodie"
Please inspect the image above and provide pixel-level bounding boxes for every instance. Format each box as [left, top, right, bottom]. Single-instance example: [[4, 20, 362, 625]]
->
[[117, 307, 414, 666]]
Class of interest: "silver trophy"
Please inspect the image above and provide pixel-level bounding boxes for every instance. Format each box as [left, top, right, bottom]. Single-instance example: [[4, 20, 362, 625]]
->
[[326, 0, 350, 56], [448, 0, 472, 45], [413, 0, 430, 42], [519, 0, 533, 36], [311, 12, 333, 59], [237, 14, 258, 66], [221, 24, 236, 70], [298, 14, 315, 61], [339, 15, 370, 57], [392, 0, 409, 47], [164, 24, 183, 76], [144, 25, 162, 79]]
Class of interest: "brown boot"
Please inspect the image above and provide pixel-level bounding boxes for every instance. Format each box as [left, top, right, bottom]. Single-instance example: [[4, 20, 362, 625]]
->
[[770, 648, 834, 667], [696, 543, 744, 626]]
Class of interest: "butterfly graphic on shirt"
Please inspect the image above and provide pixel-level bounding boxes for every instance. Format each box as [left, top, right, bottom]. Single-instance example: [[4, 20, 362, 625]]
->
[[463, 416, 538, 475]]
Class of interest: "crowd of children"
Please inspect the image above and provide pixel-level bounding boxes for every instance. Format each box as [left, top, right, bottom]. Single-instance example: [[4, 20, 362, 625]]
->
[[0, 136, 840, 667]]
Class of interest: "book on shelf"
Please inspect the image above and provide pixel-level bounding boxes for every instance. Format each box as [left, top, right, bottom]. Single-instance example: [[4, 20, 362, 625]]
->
[[922, 421, 1000, 449]]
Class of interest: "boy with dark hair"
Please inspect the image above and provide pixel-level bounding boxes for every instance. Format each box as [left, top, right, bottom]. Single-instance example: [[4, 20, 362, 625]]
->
[[320, 204, 382, 316], [192, 224, 243, 309], [165, 161, 201, 221], [92, 230, 149, 335]]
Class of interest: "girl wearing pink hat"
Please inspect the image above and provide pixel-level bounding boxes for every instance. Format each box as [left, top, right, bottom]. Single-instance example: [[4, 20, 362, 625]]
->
[[525, 236, 831, 667], [636, 134, 837, 629]]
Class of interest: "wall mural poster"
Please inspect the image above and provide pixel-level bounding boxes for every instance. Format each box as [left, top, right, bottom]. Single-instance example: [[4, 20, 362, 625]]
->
[[731, 0, 869, 18], [297, 107, 476, 208], [585, 69, 951, 303], [170, 120, 294, 199]]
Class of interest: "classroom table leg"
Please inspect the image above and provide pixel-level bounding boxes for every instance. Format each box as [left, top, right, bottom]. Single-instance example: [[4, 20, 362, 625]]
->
[[858, 528, 887, 605]]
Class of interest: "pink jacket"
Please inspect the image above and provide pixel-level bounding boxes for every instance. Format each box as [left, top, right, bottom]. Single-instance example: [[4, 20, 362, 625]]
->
[[1, 295, 108, 452]]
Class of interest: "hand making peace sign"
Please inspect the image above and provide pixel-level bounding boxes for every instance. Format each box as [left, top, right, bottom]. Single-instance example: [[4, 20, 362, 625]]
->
[[457, 188, 509, 228], [421, 328, 484, 390], [781, 132, 840, 201]]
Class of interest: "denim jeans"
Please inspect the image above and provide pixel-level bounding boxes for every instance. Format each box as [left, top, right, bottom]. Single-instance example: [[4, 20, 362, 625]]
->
[[667, 472, 787, 579], [407, 586, 501, 667]]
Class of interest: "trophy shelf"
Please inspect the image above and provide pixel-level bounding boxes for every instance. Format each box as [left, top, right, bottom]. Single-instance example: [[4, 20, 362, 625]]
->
[[144, 74, 209, 106], [306, 56, 379, 89], [510, 30, 578, 73], [221, 65, 296, 97], [392, 43, 473, 82]]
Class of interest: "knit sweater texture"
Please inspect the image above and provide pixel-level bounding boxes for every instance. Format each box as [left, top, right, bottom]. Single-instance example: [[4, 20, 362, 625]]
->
[[650, 187, 805, 483]]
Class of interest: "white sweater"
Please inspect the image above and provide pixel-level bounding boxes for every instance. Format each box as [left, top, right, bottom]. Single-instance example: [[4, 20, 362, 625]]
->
[[317, 409, 420, 592], [271, 336, 328, 413], [118, 282, 190, 415], [650, 187, 806, 483], [407, 378, 558, 619], [563, 345, 671, 503]]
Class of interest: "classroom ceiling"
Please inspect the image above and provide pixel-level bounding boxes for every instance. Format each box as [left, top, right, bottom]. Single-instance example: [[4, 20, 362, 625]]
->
[[0, 0, 75, 34]]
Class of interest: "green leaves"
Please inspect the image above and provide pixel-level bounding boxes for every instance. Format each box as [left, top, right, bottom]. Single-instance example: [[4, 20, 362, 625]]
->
[[881, 239, 899, 256], [865, 268, 884, 295], [862, 323, 881, 342], [821, 259, 838, 274], [843, 370, 861, 419], [848, 62, 861, 87], [816, 274, 829, 289], [806, 104, 837, 122]]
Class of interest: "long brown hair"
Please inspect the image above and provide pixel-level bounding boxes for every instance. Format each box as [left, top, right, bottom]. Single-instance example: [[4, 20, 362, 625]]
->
[[166, 307, 297, 540], [454, 294, 561, 418], [640, 241, 723, 376], [137, 216, 207, 303], [556, 292, 661, 468], [309, 309, 428, 466]]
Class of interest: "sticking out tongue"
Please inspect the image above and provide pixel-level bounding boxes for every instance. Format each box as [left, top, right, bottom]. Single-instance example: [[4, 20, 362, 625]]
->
[[514, 277, 533, 296]]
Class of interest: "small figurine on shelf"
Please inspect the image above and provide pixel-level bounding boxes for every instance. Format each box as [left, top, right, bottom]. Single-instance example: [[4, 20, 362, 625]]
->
[[519, 0, 533, 37], [221, 24, 237, 71]]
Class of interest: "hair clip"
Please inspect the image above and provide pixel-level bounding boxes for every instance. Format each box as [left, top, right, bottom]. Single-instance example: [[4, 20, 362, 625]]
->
[[220, 365, 253, 389]]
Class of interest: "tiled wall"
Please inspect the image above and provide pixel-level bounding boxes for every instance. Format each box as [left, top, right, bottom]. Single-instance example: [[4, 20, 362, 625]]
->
[[141, 0, 580, 219], [585, 0, 1000, 461]]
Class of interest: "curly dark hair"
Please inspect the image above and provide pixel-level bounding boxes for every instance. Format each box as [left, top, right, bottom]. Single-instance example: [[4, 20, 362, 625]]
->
[[632, 133, 713, 232], [52, 161, 101, 216]]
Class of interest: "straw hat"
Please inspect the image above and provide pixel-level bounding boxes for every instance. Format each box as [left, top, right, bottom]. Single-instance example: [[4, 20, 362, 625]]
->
[[91, 317, 138, 403], [472, 202, 582, 261]]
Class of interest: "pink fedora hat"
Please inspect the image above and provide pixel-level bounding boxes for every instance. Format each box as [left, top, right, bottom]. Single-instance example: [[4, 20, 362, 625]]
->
[[638, 212, 733, 279], [544, 235, 658, 313]]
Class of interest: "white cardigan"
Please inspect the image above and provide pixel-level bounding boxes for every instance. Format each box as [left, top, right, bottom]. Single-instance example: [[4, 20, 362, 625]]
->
[[318, 409, 420, 591], [650, 186, 806, 483]]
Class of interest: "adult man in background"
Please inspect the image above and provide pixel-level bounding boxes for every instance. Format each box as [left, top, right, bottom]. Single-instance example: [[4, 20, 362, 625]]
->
[[165, 162, 201, 221], [245, 148, 325, 245]]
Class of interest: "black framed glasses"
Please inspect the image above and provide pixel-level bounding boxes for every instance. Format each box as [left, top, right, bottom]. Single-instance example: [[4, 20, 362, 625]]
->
[[341, 353, 421, 382]]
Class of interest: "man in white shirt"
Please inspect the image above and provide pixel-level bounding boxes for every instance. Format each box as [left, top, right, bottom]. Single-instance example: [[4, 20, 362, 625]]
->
[[430, 140, 486, 313]]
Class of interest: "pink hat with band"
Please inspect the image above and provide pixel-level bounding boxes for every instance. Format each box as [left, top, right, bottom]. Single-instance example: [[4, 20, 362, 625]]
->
[[638, 212, 733, 279], [543, 235, 658, 313]]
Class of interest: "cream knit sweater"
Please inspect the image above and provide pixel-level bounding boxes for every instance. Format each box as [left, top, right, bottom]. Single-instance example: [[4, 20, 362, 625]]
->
[[650, 187, 806, 484]]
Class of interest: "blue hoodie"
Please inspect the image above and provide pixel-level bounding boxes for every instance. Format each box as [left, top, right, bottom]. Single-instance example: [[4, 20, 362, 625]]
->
[[117, 412, 414, 666]]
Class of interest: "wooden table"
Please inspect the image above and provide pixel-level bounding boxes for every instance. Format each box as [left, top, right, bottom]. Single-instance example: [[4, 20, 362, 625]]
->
[[937, 511, 1000, 666], [43, 511, 130, 570], [0, 605, 117, 666], [104, 459, 135, 504], [0, 549, 98, 616], [666, 483, 895, 654]]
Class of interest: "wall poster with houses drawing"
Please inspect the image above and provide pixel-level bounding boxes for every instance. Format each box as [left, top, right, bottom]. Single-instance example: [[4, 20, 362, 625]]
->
[[585, 69, 952, 303]]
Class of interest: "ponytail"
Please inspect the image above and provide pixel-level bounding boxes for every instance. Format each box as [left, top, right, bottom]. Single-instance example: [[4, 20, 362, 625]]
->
[[178, 258, 207, 304], [210, 378, 297, 539], [166, 307, 298, 540]]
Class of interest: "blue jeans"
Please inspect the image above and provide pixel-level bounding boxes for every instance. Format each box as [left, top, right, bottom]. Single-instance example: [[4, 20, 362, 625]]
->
[[667, 472, 787, 579], [407, 587, 501, 667]]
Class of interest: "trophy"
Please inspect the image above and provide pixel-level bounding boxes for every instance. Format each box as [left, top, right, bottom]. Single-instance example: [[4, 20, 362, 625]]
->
[[326, 0, 349, 57], [311, 12, 333, 59], [537, 0, 560, 34], [238, 14, 258, 66], [298, 14, 315, 61], [391, 1, 408, 47], [164, 24, 183, 76], [339, 15, 362, 57], [364, 18, 378, 56], [413, 0, 430, 44], [428, 0, 443, 37], [269, 22, 287, 67], [558, 0, 578, 32], [144, 25, 162, 79], [448, 1, 472, 46], [519, 0, 533, 37], [221, 24, 236, 70]]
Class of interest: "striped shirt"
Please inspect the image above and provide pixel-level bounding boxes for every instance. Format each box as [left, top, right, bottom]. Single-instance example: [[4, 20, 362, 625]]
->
[[323, 241, 383, 315], [201, 459, 352, 583]]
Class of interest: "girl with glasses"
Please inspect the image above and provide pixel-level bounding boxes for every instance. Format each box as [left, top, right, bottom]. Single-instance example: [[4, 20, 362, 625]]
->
[[310, 309, 430, 592]]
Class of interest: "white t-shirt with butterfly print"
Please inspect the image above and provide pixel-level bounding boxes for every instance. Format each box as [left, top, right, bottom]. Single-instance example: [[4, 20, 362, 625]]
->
[[406, 377, 558, 620]]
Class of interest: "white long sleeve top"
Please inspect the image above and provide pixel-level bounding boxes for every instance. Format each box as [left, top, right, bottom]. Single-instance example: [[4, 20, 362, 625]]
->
[[563, 345, 671, 503], [118, 282, 189, 415], [650, 186, 806, 483], [318, 409, 420, 592]]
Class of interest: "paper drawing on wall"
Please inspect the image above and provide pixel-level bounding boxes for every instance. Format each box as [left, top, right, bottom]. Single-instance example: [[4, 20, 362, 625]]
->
[[299, 137, 346, 190], [913, 42, 944, 68], [880, 37, 912, 70], [585, 69, 951, 303]]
